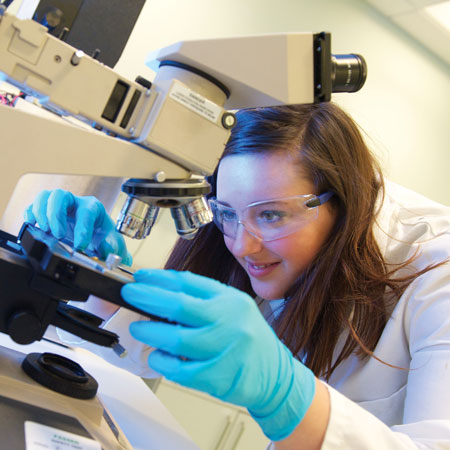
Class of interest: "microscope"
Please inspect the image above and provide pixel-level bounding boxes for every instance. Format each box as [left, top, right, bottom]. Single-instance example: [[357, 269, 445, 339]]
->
[[0, 3, 366, 448]]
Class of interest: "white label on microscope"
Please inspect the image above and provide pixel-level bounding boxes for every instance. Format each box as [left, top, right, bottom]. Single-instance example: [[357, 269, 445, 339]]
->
[[25, 421, 101, 449], [169, 82, 221, 123]]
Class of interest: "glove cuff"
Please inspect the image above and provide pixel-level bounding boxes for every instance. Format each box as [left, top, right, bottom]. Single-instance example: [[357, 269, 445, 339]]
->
[[249, 358, 316, 441]]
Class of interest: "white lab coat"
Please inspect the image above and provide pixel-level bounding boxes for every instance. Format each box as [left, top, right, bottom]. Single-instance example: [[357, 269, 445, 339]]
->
[[321, 181, 450, 449], [78, 181, 450, 448], [267, 180, 450, 449]]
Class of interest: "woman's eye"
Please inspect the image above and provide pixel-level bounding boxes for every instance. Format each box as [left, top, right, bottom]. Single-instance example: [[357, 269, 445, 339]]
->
[[259, 210, 285, 222], [222, 210, 237, 222]]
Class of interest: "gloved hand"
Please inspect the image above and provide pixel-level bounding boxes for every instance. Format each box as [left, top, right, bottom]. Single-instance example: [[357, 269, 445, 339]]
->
[[24, 189, 131, 265], [121, 269, 316, 441]]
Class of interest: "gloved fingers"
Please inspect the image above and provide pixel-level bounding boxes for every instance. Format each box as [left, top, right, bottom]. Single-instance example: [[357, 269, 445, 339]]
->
[[29, 190, 51, 232], [129, 320, 223, 360], [24, 190, 131, 265], [72, 197, 105, 251], [122, 251, 133, 267], [23, 203, 36, 225], [122, 282, 213, 326], [133, 268, 229, 299], [147, 350, 231, 398], [96, 230, 127, 261], [96, 236, 116, 260], [147, 350, 205, 383], [147, 349, 184, 379], [46, 189, 76, 239]]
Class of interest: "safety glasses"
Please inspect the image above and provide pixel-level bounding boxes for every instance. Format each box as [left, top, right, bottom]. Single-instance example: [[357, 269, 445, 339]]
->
[[208, 192, 334, 242]]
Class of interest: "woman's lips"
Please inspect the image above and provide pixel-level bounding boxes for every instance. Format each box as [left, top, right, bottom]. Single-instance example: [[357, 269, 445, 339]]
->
[[246, 261, 280, 278]]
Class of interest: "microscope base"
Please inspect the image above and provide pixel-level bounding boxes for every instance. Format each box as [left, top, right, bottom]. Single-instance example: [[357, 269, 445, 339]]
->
[[0, 344, 132, 449]]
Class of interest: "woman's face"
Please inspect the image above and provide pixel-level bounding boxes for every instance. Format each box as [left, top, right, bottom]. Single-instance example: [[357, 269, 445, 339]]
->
[[216, 152, 337, 300]]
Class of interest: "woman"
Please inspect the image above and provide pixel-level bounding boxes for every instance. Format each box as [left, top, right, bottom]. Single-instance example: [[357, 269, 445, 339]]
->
[[26, 103, 450, 449]]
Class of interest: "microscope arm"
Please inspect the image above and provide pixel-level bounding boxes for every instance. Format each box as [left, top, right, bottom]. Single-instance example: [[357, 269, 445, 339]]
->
[[0, 105, 190, 222], [0, 8, 365, 184], [0, 9, 231, 176]]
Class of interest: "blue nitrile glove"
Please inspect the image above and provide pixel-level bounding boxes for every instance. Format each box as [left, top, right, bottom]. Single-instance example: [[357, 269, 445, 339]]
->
[[24, 189, 131, 265], [121, 269, 316, 441]]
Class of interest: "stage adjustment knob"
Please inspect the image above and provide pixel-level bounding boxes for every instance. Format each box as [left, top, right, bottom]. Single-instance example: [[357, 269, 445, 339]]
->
[[7, 310, 42, 345]]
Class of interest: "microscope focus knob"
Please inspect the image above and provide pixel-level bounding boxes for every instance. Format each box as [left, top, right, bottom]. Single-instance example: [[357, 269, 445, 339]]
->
[[7, 310, 43, 345]]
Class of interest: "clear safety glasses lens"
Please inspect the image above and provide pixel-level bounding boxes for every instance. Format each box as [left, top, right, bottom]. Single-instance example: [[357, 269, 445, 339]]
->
[[208, 194, 327, 241]]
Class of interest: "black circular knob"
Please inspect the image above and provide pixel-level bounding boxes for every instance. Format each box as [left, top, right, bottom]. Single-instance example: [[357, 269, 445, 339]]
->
[[22, 352, 98, 399], [7, 310, 42, 345]]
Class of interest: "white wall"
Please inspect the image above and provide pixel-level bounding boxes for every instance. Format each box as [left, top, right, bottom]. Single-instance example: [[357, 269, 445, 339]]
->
[[112, 0, 450, 268]]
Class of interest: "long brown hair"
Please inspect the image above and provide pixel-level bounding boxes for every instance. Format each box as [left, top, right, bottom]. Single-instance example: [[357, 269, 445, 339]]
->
[[164, 103, 430, 379]]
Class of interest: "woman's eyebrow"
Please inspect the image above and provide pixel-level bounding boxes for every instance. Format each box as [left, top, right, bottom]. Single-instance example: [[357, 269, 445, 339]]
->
[[215, 199, 233, 207]]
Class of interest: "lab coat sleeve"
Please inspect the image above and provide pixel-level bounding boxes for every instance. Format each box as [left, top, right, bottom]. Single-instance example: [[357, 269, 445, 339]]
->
[[321, 384, 450, 449], [266, 382, 450, 450]]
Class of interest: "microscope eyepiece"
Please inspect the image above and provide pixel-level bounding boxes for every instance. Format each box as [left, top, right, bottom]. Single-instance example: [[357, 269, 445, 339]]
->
[[331, 53, 367, 93]]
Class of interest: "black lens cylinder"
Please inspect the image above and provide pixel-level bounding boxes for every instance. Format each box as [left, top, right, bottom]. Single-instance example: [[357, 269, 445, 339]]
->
[[331, 54, 367, 93]]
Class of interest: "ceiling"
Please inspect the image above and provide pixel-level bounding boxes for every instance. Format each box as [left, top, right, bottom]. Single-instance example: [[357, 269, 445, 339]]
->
[[364, 0, 450, 67]]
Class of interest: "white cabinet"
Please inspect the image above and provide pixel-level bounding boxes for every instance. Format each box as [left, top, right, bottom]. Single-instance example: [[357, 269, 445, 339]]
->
[[155, 380, 270, 450], [221, 411, 271, 450]]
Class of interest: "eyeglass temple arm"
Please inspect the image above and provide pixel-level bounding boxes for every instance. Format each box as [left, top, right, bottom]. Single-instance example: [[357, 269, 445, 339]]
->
[[305, 191, 334, 208]]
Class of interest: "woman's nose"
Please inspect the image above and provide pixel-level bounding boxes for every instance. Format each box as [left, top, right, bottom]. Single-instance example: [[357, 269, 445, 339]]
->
[[230, 223, 263, 257]]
